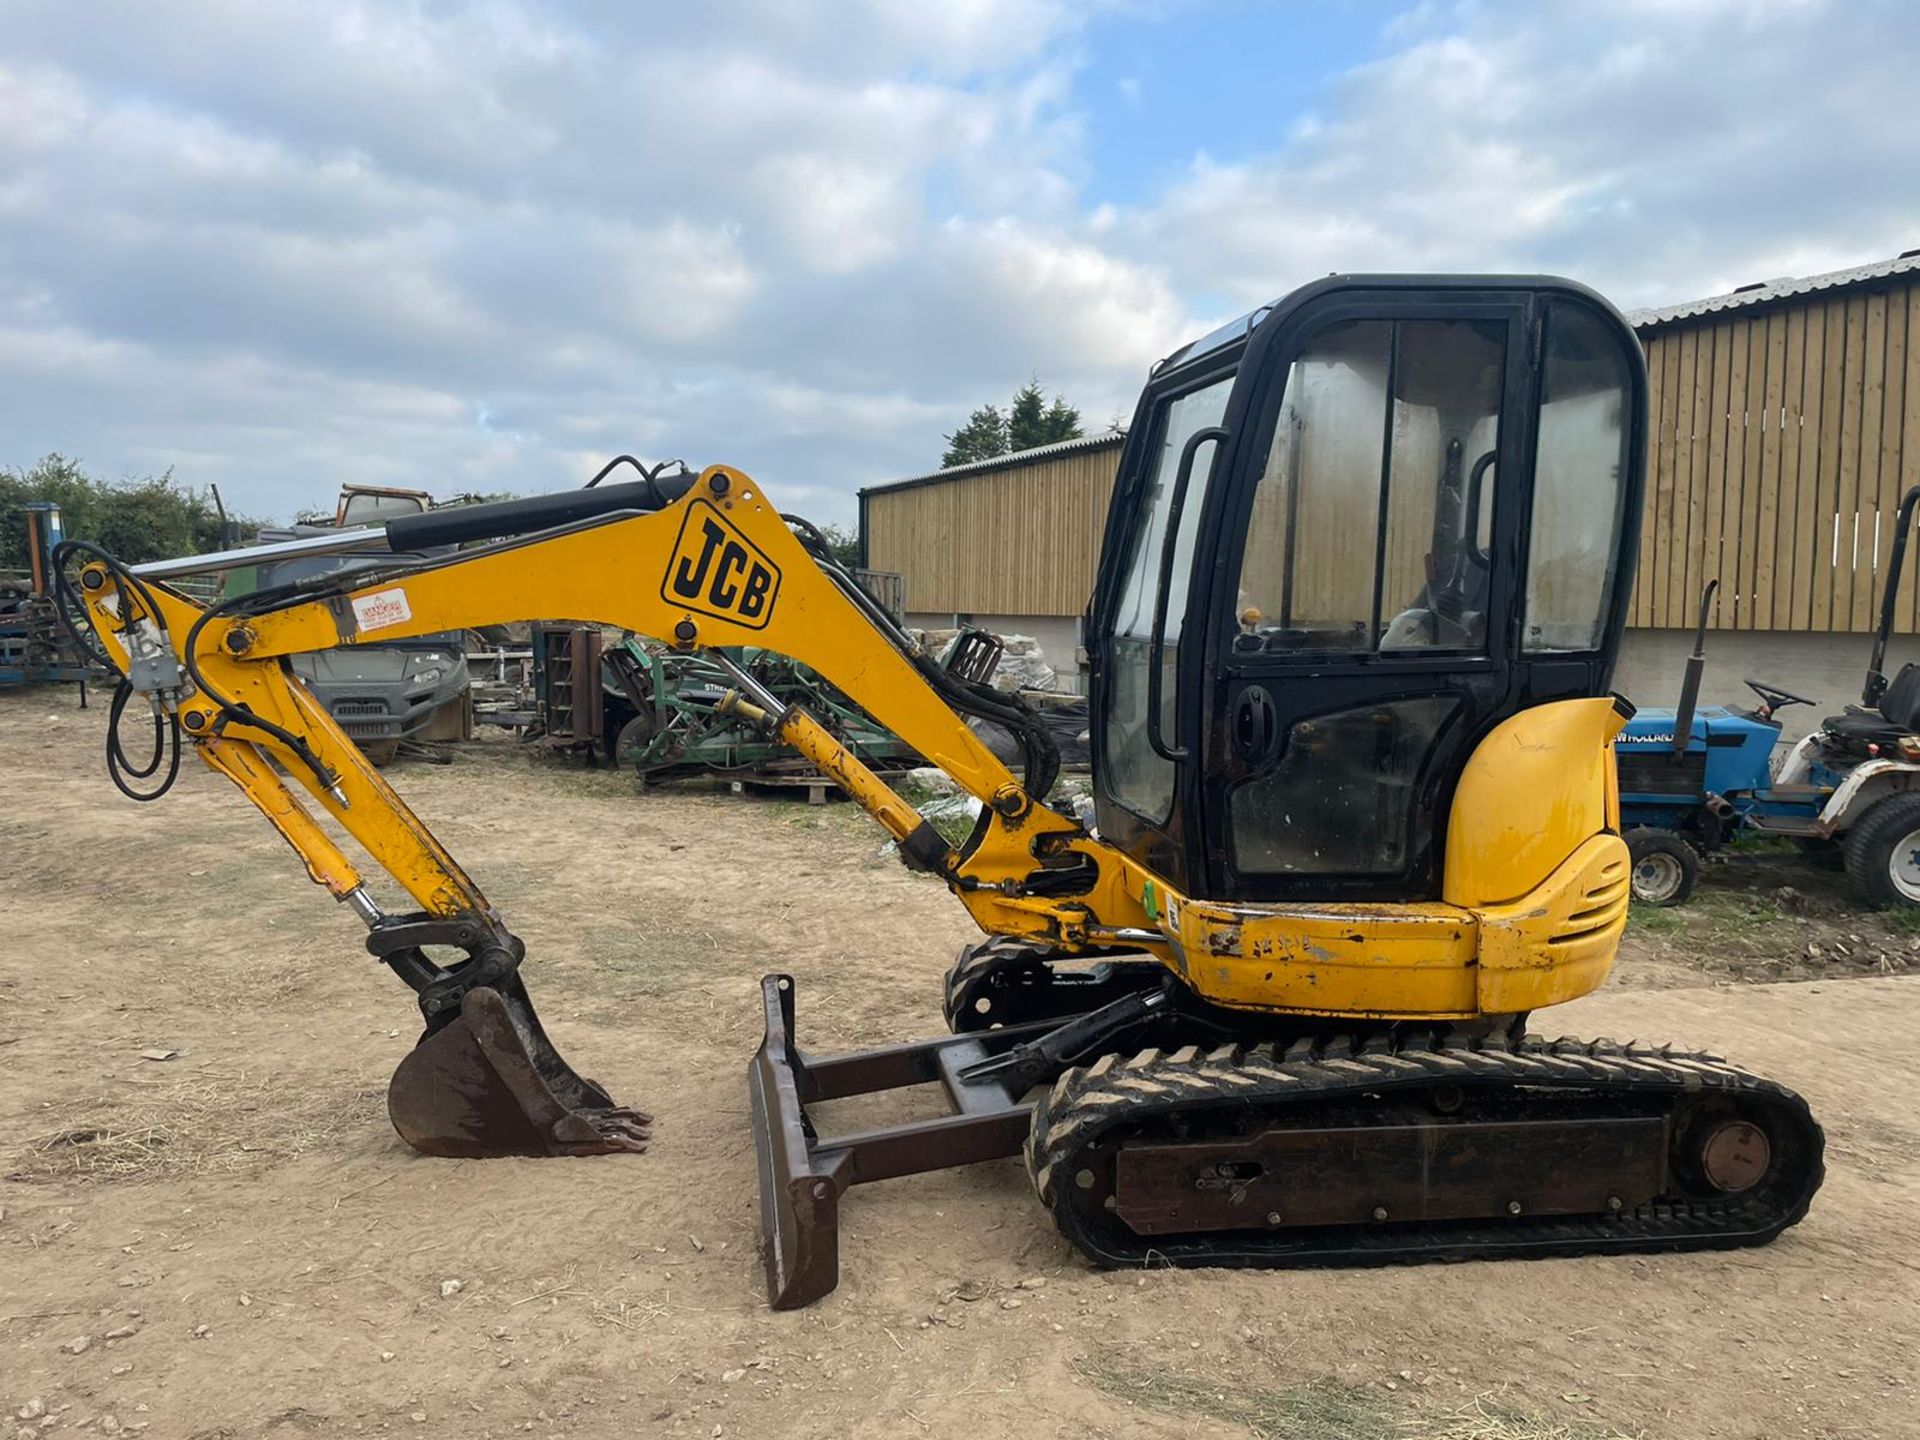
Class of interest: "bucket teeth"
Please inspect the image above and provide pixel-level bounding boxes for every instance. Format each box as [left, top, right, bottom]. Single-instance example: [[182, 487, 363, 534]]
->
[[387, 978, 650, 1159]]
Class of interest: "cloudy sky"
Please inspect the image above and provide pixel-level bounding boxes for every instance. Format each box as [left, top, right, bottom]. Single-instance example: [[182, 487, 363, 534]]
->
[[2, 0, 1916, 527]]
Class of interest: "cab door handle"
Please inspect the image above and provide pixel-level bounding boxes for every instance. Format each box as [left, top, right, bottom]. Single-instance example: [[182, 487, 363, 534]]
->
[[1234, 687, 1278, 763]]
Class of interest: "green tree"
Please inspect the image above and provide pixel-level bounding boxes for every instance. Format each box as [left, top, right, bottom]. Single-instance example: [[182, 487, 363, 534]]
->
[[942, 383, 1082, 469], [0, 453, 264, 571], [814, 523, 862, 568], [1008, 380, 1083, 452], [941, 404, 1009, 468]]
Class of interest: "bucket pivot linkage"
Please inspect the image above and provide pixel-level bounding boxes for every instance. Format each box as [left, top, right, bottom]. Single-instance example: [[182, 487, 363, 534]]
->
[[370, 914, 650, 1158]]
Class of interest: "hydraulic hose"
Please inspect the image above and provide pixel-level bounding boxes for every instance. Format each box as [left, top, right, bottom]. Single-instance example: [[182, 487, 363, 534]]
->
[[105, 675, 182, 802], [783, 516, 1062, 803], [49, 539, 184, 802], [181, 590, 341, 794]]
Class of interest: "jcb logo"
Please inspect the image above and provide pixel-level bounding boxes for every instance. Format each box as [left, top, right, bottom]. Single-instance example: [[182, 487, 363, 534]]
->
[[662, 500, 782, 630]]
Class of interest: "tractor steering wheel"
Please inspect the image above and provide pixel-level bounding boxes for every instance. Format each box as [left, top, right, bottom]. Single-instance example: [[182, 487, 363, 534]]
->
[[1744, 678, 1816, 714]]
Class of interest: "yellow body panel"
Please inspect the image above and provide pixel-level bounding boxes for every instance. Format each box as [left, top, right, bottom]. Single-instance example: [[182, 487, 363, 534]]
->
[[75, 467, 1629, 1026], [1475, 832, 1630, 1013], [1125, 829, 1627, 1021], [1444, 697, 1629, 907], [1162, 894, 1479, 1017], [1105, 699, 1632, 1019]]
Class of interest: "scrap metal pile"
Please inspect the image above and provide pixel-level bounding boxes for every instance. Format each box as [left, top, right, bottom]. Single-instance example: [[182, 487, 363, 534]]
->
[[2, 503, 109, 690], [525, 622, 1081, 793], [1, 571, 96, 687]]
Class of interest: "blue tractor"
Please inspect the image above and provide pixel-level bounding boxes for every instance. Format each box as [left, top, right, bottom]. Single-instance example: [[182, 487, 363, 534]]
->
[[1618, 485, 1920, 909]]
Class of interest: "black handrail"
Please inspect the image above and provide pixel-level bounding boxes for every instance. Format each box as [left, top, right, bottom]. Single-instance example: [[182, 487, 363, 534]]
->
[[1464, 448, 1497, 569], [1864, 484, 1920, 707], [1145, 426, 1228, 762]]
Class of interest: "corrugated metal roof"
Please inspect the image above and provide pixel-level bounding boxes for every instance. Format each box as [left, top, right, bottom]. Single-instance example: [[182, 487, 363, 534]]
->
[[859, 429, 1126, 498], [1629, 249, 1920, 332]]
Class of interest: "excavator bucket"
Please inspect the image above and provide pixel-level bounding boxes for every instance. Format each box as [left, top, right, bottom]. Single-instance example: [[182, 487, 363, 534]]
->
[[387, 975, 651, 1158]]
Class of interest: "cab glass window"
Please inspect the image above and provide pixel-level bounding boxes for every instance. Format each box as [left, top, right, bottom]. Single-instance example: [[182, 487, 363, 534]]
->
[[1524, 304, 1632, 652], [1103, 376, 1232, 821], [1230, 696, 1460, 875], [1232, 319, 1504, 655]]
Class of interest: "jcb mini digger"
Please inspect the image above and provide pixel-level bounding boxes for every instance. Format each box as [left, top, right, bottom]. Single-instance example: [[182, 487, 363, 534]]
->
[[61, 275, 1824, 1308]]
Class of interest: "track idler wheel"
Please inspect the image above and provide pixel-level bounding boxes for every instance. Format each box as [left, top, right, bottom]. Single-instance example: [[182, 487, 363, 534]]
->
[[387, 973, 651, 1158]]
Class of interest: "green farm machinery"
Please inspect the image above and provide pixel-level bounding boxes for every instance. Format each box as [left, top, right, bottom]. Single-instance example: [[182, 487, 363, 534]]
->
[[598, 638, 922, 791]]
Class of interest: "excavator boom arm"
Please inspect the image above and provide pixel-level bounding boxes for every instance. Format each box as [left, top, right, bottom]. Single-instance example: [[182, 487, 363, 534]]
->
[[237, 469, 1022, 795], [77, 467, 1119, 944]]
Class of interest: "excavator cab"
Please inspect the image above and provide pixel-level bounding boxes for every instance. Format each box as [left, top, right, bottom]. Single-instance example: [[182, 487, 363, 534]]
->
[[1090, 278, 1642, 901]]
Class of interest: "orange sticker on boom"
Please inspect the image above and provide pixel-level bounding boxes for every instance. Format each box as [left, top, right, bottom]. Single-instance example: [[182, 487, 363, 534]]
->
[[660, 499, 782, 630]]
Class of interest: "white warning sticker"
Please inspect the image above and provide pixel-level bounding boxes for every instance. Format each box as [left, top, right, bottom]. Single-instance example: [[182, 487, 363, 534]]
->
[[351, 586, 413, 633]]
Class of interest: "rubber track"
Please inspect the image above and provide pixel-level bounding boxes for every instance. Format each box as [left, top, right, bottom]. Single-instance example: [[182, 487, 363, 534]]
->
[[1026, 1033, 1826, 1270], [942, 936, 1031, 1029], [942, 938, 1165, 1033]]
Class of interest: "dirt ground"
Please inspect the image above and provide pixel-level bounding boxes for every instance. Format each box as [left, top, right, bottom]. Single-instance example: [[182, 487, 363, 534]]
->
[[4, 691, 1918, 1440]]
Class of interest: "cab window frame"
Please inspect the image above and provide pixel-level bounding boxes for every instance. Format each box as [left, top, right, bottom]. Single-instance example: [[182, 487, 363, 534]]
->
[[1518, 297, 1640, 658], [1095, 359, 1240, 827], [1210, 294, 1535, 679]]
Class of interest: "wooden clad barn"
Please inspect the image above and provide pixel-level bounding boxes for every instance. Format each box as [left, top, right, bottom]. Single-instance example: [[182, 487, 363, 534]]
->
[[860, 434, 1125, 680], [860, 433, 1125, 617], [1629, 252, 1920, 634]]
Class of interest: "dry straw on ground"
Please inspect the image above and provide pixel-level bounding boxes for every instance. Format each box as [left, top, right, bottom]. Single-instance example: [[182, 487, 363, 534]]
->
[[10, 1072, 383, 1184]]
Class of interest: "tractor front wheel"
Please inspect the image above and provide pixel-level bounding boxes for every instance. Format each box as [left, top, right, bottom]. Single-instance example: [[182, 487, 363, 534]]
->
[[1626, 828, 1699, 907], [614, 712, 658, 781]]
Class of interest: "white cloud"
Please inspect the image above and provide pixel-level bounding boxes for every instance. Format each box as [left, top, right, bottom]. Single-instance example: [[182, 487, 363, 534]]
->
[[0, 65, 86, 160], [1113, 0, 1920, 310], [0, 0, 1913, 530], [751, 151, 916, 274]]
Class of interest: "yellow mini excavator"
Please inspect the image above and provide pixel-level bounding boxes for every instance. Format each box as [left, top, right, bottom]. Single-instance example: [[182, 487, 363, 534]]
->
[[62, 275, 1823, 1308]]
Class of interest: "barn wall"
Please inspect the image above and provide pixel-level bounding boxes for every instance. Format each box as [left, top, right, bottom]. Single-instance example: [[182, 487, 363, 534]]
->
[[863, 442, 1123, 617], [1632, 277, 1920, 633]]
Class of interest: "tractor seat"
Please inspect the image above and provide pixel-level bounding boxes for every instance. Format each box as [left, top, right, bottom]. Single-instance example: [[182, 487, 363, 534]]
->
[[1819, 663, 1920, 754], [1821, 708, 1912, 752]]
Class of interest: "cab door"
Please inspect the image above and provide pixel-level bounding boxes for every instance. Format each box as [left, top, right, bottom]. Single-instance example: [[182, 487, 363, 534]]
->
[[1197, 286, 1639, 903], [1087, 340, 1240, 891]]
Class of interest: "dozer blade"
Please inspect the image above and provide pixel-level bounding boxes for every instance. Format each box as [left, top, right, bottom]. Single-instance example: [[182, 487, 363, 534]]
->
[[750, 974, 845, 1310], [749, 973, 1049, 1309], [388, 975, 651, 1158]]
